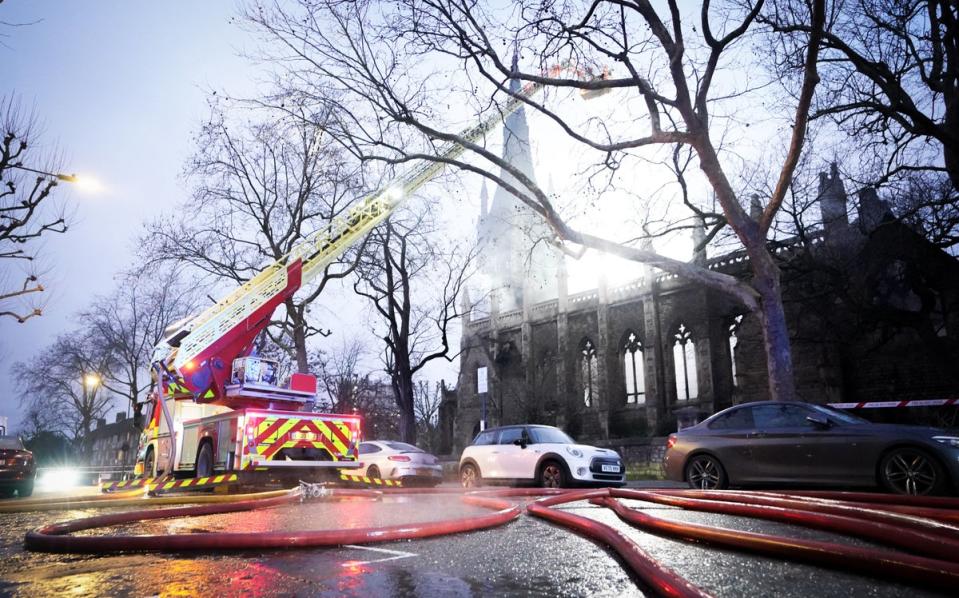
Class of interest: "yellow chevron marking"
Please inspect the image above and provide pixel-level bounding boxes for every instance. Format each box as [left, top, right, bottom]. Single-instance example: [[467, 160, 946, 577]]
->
[[163, 482, 175, 490], [213, 474, 225, 483]]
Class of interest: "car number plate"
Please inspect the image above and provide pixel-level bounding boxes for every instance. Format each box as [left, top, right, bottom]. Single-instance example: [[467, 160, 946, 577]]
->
[[601, 464, 620, 473]]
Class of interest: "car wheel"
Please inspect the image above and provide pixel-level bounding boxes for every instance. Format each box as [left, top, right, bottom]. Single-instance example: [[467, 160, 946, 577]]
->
[[367, 465, 381, 479], [539, 460, 565, 488], [196, 442, 214, 478], [144, 447, 156, 479], [461, 463, 481, 488], [17, 480, 34, 498], [880, 448, 945, 496], [685, 454, 728, 490]]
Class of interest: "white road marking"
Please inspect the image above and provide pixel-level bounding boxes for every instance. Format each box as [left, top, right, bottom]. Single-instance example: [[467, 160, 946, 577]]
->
[[341, 544, 418, 565]]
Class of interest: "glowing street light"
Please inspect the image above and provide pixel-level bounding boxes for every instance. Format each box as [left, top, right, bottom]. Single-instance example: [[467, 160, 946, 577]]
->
[[84, 373, 101, 390], [8, 164, 102, 192]]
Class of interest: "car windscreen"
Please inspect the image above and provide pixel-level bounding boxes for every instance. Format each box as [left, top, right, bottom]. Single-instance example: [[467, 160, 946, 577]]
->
[[384, 442, 423, 452], [808, 404, 870, 425], [528, 427, 574, 444], [0, 437, 24, 450]]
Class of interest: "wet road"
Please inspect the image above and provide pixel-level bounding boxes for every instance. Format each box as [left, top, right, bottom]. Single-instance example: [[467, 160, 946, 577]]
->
[[0, 485, 949, 597]]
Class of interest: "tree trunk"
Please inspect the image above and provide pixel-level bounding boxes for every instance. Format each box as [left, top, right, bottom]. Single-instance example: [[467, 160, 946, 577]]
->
[[287, 300, 310, 374], [394, 373, 417, 443], [752, 257, 797, 402]]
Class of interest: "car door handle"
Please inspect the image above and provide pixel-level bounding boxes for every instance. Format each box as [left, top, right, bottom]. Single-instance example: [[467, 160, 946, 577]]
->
[[490, 451, 499, 454]]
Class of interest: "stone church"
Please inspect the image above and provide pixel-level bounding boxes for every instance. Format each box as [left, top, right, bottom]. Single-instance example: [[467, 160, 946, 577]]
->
[[437, 80, 959, 454]]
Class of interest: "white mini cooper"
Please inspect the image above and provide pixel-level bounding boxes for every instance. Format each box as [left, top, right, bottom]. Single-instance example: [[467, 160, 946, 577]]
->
[[458, 425, 626, 488]]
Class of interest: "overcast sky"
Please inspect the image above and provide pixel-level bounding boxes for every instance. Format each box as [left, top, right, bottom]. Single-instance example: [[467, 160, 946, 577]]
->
[[1, 1, 261, 431]]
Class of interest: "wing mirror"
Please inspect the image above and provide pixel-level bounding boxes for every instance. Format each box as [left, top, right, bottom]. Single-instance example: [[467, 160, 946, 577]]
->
[[513, 434, 529, 449], [806, 415, 831, 429]]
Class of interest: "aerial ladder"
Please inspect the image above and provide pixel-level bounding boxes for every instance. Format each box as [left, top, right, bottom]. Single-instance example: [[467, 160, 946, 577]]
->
[[132, 63, 608, 487]]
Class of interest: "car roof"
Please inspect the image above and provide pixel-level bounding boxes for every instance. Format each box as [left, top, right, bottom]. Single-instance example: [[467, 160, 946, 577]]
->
[[480, 424, 555, 433]]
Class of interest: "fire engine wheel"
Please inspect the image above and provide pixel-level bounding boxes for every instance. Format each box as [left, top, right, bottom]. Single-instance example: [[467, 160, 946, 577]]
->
[[367, 465, 381, 479], [196, 443, 214, 479]]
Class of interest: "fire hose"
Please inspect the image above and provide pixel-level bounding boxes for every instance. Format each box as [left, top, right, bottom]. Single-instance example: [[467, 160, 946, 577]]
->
[[19, 485, 959, 596]]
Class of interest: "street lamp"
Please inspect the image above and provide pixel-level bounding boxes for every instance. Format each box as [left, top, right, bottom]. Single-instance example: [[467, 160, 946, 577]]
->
[[84, 373, 101, 390], [7, 163, 102, 192], [8, 163, 79, 183]]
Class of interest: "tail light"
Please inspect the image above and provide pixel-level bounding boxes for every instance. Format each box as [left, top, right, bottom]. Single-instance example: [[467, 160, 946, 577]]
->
[[666, 434, 677, 450], [388, 455, 411, 462], [246, 424, 256, 442]]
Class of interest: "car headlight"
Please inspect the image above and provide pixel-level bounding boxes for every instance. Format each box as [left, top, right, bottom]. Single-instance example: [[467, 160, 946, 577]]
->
[[933, 436, 959, 448], [565, 446, 583, 459]]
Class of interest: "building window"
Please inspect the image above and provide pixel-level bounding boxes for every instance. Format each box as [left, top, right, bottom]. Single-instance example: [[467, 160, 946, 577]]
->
[[623, 332, 645, 405], [673, 324, 698, 401], [728, 315, 743, 386], [581, 338, 598, 407]]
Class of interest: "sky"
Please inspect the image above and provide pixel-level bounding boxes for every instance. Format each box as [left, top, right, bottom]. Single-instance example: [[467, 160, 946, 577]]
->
[[1, 2, 262, 431], [0, 1, 706, 434]]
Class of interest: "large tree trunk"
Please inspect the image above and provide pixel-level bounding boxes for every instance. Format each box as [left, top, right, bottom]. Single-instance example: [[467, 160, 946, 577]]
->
[[393, 373, 417, 443], [752, 256, 797, 402]]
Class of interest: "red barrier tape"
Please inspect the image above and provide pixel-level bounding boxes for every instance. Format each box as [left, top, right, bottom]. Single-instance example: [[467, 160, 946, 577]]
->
[[526, 489, 713, 598], [596, 495, 959, 592]]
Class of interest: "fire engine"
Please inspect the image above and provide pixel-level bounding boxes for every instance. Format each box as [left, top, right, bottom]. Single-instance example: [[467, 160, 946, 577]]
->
[[134, 63, 608, 485]]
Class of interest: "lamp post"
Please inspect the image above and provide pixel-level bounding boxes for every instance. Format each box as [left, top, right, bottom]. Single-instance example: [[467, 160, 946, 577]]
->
[[7, 163, 79, 183]]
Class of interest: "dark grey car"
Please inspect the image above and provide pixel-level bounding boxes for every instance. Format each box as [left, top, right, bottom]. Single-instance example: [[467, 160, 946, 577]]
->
[[663, 401, 959, 495]]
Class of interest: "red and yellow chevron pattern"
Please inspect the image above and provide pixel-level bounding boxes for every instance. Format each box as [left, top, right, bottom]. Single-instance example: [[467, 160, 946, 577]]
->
[[245, 416, 357, 469]]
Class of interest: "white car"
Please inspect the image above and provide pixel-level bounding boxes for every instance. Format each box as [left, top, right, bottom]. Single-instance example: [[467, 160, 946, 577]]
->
[[458, 425, 625, 488], [355, 441, 443, 486]]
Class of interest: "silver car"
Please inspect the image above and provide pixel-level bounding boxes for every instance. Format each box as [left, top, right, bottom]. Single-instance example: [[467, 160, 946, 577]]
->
[[356, 441, 443, 486], [664, 401, 959, 495]]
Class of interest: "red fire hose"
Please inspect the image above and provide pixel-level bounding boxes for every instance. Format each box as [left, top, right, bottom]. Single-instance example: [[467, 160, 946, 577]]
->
[[25, 488, 520, 554], [649, 488, 959, 539], [595, 494, 959, 592], [526, 489, 714, 598], [622, 489, 959, 561]]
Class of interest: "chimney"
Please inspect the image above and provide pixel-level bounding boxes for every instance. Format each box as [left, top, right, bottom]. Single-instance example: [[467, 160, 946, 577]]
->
[[116, 411, 125, 423], [857, 187, 890, 234], [97, 417, 107, 429], [818, 162, 849, 242]]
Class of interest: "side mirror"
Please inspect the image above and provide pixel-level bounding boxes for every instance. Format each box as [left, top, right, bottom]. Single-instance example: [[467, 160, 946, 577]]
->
[[513, 438, 527, 449], [806, 415, 831, 429]]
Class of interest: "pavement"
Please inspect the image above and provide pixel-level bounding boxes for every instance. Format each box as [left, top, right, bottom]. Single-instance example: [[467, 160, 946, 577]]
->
[[0, 482, 949, 597]]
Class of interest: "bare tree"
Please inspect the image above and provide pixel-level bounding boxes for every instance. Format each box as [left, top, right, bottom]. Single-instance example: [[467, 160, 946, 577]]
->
[[141, 104, 363, 371], [16, 330, 114, 448], [81, 267, 199, 426], [354, 206, 477, 443], [311, 339, 400, 438], [413, 380, 444, 452], [762, 0, 958, 191], [246, 0, 827, 402], [0, 96, 70, 323]]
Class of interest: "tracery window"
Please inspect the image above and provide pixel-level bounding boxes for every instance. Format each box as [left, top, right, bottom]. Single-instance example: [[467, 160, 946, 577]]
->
[[728, 315, 744, 387], [623, 332, 645, 405], [673, 324, 698, 401], [581, 338, 598, 408]]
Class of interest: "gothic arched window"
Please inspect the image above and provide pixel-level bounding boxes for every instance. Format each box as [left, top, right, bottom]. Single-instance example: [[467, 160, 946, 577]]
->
[[623, 332, 645, 404], [673, 324, 698, 401], [728, 315, 744, 387], [581, 338, 598, 408]]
